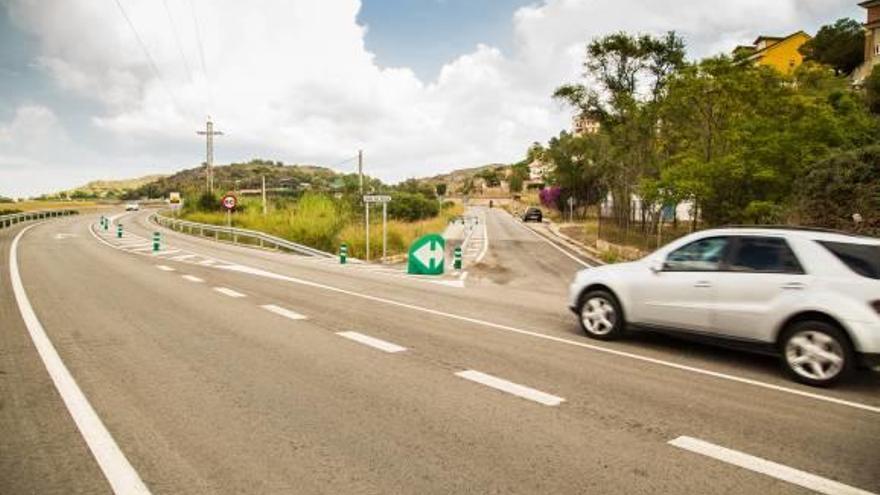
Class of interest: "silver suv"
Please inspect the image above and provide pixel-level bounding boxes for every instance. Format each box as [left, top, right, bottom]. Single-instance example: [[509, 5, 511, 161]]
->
[[568, 227, 880, 387]]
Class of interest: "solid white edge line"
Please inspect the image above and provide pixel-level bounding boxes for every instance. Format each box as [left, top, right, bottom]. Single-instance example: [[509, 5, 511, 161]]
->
[[216, 262, 880, 415], [181, 275, 203, 283], [514, 215, 590, 267], [213, 287, 246, 298], [9, 224, 151, 494], [260, 304, 307, 320], [337, 331, 407, 353], [455, 369, 565, 406], [155, 265, 175, 272], [668, 436, 876, 495]]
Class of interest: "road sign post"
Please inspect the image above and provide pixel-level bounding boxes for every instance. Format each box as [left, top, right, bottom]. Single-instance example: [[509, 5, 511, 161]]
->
[[222, 193, 237, 230], [363, 195, 392, 263], [407, 233, 445, 275], [339, 243, 348, 264], [152, 231, 161, 252], [567, 196, 575, 223], [454, 246, 462, 270]]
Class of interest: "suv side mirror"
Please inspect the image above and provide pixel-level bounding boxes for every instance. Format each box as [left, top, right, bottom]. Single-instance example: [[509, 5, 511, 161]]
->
[[649, 260, 664, 273]]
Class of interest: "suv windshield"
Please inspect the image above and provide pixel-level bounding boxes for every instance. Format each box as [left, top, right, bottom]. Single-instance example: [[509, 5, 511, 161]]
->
[[818, 241, 880, 279]]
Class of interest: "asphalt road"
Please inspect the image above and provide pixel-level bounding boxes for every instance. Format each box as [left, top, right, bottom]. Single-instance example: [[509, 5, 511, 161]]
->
[[2, 210, 878, 494]]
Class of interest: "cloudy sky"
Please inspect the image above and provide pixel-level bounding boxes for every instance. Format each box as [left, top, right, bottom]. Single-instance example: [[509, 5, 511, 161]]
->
[[0, 0, 862, 197]]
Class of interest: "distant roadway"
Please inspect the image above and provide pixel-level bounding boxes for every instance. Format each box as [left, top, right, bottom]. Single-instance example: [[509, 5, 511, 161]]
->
[[1, 209, 878, 494]]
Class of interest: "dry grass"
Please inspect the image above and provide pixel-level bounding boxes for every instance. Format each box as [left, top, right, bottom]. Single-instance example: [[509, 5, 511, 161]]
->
[[0, 200, 99, 212]]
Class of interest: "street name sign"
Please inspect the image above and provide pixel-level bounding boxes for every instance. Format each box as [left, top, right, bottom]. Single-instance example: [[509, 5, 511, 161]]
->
[[363, 195, 391, 203], [407, 233, 445, 275]]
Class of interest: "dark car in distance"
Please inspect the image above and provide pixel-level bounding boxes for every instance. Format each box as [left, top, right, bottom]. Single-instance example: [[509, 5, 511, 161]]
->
[[522, 207, 542, 222]]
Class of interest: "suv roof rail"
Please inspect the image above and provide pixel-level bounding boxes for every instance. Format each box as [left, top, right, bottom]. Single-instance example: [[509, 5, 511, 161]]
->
[[719, 224, 858, 235]]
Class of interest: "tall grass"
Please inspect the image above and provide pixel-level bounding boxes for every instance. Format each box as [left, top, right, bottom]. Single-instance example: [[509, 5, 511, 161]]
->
[[181, 193, 463, 259]]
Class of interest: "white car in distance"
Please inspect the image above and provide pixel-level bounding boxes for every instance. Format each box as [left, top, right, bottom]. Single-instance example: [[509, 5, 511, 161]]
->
[[568, 227, 880, 387], [124, 202, 140, 211]]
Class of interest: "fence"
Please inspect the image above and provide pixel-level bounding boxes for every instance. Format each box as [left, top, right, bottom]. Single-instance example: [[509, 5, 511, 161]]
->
[[150, 212, 334, 258], [0, 209, 78, 229]]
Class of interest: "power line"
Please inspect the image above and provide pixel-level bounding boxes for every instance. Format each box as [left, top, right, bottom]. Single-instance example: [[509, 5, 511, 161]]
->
[[162, 0, 194, 85], [112, 0, 180, 109], [189, 0, 208, 79]]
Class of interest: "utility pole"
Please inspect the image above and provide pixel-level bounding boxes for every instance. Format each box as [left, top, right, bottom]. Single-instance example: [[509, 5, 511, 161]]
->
[[262, 175, 267, 216], [197, 117, 223, 194]]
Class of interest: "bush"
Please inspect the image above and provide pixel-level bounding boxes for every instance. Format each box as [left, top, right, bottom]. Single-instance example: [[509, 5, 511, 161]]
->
[[796, 145, 880, 235], [387, 192, 438, 221]]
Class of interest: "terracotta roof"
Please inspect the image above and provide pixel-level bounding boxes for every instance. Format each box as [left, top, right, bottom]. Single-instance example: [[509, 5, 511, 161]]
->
[[753, 35, 784, 45]]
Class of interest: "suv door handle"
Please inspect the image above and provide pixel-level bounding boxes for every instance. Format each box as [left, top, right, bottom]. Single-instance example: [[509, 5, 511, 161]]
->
[[694, 281, 712, 288], [781, 282, 805, 290]]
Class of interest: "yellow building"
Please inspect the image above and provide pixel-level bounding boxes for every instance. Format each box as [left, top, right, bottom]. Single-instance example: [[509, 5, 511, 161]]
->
[[732, 31, 812, 74]]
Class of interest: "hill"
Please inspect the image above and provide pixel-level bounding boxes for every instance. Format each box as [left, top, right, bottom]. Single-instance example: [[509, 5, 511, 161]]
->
[[125, 159, 354, 199], [59, 174, 167, 199]]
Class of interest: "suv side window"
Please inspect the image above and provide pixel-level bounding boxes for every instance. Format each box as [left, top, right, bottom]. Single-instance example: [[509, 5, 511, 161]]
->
[[664, 236, 730, 271], [728, 236, 804, 274]]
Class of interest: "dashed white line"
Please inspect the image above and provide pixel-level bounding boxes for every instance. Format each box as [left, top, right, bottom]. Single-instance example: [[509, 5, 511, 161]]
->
[[198, 259, 216, 266], [10, 225, 151, 494], [216, 261, 880, 414], [668, 436, 876, 495], [153, 249, 181, 256], [260, 304, 307, 320], [181, 275, 204, 283], [155, 265, 175, 272], [170, 254, 197, 261], [213, 287, 246, 298], [455, 369, 565, 406], [337, 331, 407, 353]]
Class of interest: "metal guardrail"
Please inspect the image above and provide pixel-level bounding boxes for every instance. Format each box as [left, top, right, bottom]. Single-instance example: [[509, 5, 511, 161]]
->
[[0, 209, 78, 229], [150, 212, 334, 258]]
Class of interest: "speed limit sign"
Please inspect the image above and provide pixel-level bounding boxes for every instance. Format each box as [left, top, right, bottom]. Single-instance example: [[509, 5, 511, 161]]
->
[[221, 194, 237, 210]]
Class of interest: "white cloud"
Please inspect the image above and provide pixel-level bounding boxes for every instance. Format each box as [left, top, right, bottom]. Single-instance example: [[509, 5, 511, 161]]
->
[[0, 0, 861, 196]]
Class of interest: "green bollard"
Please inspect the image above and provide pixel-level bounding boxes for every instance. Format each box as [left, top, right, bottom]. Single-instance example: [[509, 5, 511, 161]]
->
[[152, 231, 161, 252], [454, 246, 462, 270], [339, 243, 348, 264], [117, 224, 123, 238]]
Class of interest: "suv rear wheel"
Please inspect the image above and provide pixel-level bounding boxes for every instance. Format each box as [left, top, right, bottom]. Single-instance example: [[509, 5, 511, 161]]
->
[[780, 320, 854, 387], [577, 290, 624, 340]]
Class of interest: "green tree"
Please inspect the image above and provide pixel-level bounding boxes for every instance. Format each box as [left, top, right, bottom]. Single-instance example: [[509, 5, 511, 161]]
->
[[553, 31, 685, 226], [799, 18, 865, 76], [796, 145, 880, 234]]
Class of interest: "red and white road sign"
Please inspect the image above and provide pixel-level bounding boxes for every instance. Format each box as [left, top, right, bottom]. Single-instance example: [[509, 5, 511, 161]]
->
[[221, 194, 237, 210]]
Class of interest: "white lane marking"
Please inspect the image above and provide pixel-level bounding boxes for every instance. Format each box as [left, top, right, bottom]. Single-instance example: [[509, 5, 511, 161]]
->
[[132, 247, 155, 253], [198, 259, 216, 266], [474, 220, 489, 264], [217, 262, 880, 415], [337, 331, 407, 353], [155, 265, 175, 272], [669, 436, 876, 495], [261, 304, 307, 320], [170, 254, 197, 261], [455, 370, 565, 406], [153, 249, 181, 256], [213, 287, 246, 298], [181, 275, 203, 283], [9, 224, 151, 494], [507, 211, 590, 267]]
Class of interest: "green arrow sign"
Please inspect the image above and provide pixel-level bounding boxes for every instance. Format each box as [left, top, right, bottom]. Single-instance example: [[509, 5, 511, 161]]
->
[[407, 233, 445, 275]]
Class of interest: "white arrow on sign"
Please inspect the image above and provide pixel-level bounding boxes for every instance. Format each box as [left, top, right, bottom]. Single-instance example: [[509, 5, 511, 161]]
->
[[413, 239, 444, 270]]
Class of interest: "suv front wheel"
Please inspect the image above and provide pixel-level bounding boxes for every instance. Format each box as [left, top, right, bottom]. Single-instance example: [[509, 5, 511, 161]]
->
[[780, 320, 854, 387], [577, 290, 625, 341]]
